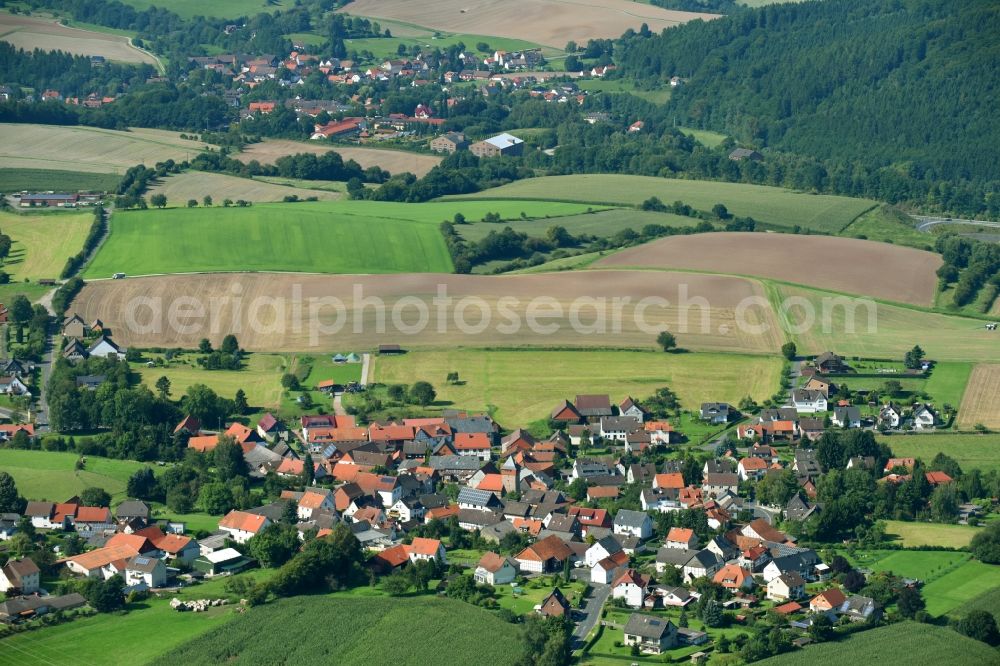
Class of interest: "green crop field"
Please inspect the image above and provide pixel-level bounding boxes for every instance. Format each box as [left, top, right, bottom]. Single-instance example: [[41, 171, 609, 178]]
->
[[0, 449, 146, 503], [774, 284, 999, 362], [85, 200, 598, 277], [120, 0, 272, 19], [879, 433, 1000, 472], [757, 621, 997, 665], [0, 169, 120, 193], [370, 349, 782, 427], [447, 174, 877, 232], [950, 586, 1000, 620], [153, 595, 524, 666], [456, 208, 702, 243], [882, 520, 983, 548], [0, 210, 92, 281]]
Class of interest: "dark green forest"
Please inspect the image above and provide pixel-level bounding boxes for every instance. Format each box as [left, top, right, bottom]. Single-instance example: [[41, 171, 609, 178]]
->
[[615, 0, 1000, 216]]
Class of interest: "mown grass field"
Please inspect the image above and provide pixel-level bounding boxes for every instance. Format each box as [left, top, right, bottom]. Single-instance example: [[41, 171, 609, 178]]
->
[[0, 168, 120, 193], [86, 200, 603, 277], [152, 595, 524, 666], [958, 364, 1000, 429], [882, 520, 982, 548], [370, 349, 783, 427], [840, 205, 934, 250], [0, 449, 146, 503], [0, 596, 234, 666], [0, 209, 92, 280], [676, 126, 728, 147], [879, 433, 1000, 472], [576, 78, 671, 104], [134, 353, 289, 412], [448, 174, 877, 232], [775, 283, 999, 362], [832, 361, 971, 409], [950, 586, 1000, 620], [757, 621, 997, 665], [146, 172, 341, 205]]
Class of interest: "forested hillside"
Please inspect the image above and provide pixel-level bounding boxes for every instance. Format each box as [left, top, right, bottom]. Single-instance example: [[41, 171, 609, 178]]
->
[[616, 0, 1000, 216]]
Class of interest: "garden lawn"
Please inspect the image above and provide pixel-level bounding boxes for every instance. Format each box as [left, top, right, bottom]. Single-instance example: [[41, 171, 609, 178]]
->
[[0, 598, 234, 666], [134, 353, 288, 413], [85, 200, 595, 277], [832, 361, 971, 409], [882, 520, 982, 548], [757, 621, 997, 665], [0, 210, 92, 280], [371, 349, 782, 428], [449, 174, 876, 233], [0, 449, 145, 503], [878, 433, 1000, 472]]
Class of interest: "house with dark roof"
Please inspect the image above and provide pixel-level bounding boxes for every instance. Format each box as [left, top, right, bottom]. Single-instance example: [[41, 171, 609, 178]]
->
[[0, 558, 40, 594], [700, 403, 731, 424], [574, 394, 612, 421], [536, 587, 571, 617], [623, 613, 678, 654], [613, 510, 653, 539]]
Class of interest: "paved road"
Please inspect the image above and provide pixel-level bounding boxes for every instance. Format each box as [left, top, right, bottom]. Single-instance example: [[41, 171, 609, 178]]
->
[[34, 324, 56, 432], [572, 583, 610, 646], [332, 392, 346, 416], [913, 215, 1000, 233], [360, 353, 372, 386]]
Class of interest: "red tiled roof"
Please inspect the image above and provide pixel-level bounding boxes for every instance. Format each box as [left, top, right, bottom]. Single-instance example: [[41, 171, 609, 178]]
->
[[516, 535, 572, 562], [188, 435, 219, 452], [587, 486, 619, 499], [655, 473, 685, 489], [455, 432, 491, 450], [219, 510, 267, 534], [666, 527, 695, 543], [75, 506, 111, 523], [408, 537, 442, 557], [477, 474, 505, 493]]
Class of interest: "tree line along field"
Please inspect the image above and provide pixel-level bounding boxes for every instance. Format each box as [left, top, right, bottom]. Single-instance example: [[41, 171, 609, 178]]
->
[[880, 433, 1000, 472], [448, 174, 877, 233], [84, 199, 599, 277], [0, 124, 207, 175], [456, 209, 702, 243], [756, 621, 997, 665], [0, 168, 121, 194], [152, 595, 524, 666], [70, 270, 784, 353], [145, 172, 341, 205], [0, 209, 93, 280], [774, 283, 999, 362], [596, 232, 942, 307], [0, 449, 145, 503], [0, 12, 158, 66], [370, 349, 783, 427]]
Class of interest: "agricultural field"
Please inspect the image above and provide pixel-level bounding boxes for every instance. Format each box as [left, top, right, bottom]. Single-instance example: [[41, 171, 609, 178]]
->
[[84, 201, 455, 277], [0, 12, 158, 65], [840, 205, 934, 250], [0, 209, 92, 280], [774, 284, 999, 362], [371, 349, 783, 426], [879, 433, 1000, 472], [133, 353, 289, 413], [344, 32, 547, 61], [119, 0, 272, 19], [146, 172, 341, 205], [949, 586, 1000, 620], [0, 168, 120, 193], [340, 0, 717, 47], [596, 232, 941, 306], [235, 139, 442, 177], [154, 595, 523, 666], [0, 124, 207, 175], [450, 174, 877, 232], [71, 269, 785, 353], [0, 449, 146, 503], [882, 520, 982, 549], [757, 621, 997, 665], [575, 78, 671, 104], [457, 208, 698, 244], [957, 364, 1000, 429]]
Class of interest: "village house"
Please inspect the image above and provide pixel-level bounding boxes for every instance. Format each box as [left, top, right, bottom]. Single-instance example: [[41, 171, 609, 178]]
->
[[124, 555, 167, 590], [218, 510, 270, 544], [475, 552, 518, 585], [665, 527, 698, 551], [613, 510, 653, 539], [612, 568, 651, 608], [814, 351, 849, 374], [430, 132, 469, 153], [0, 558, 40, 594], [832, 405, 862, 428], [790, 389, 828, 413], [767, 571, 806, 601], [810, 587, 847, 613], [515, 534, 574, 573], [713, 564, 754, 592], [623, 613, 678, 654], [700, 403, 731, 424], [470, 133, 524, 158]]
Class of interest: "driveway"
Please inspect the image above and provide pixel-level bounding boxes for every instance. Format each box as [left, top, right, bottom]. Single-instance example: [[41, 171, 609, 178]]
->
[[360, 353, 371, 386], [573, 582, 610, 646]]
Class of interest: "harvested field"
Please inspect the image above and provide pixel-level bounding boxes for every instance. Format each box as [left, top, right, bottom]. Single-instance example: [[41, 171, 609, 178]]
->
[[597, 232, 941, 306], [340, 0, 717, 47], [0, 210, 92, 280], [0, 13, 157, 65], [0, 124, 206, 174], [957, 364, 1000, 429], [147, 172, 340, 205], [451, 174, 876, 232], [236, 140, 441, 177], [776, 284, 999, 362], [71, 271, 783, 353]]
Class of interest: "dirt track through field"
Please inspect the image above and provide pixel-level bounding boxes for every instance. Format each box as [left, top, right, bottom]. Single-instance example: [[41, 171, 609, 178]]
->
[[72, 271, 783, 353], [958, 364, 1000, 429], [596, 232, 942, 306], [236, 140, 441, 177], [0, 13, 158, 65], [340, 0, 717, 47]]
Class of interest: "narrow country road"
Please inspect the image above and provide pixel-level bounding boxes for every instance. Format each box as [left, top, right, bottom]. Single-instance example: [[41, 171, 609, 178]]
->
[[912, 215, 1000, 233], [360, 353, 372, 386], [572, 583, 610, 647]]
